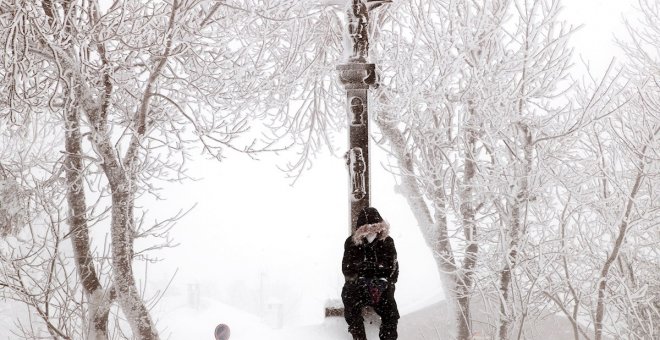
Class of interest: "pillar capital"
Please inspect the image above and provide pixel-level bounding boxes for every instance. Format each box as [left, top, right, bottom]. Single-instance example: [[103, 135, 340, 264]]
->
[[336, 63, 376, 90]]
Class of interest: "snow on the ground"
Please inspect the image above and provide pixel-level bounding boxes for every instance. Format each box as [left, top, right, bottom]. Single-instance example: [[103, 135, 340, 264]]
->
[[155, 287, 452, 340], [155, 291, 612, 340], [0, 289, 611, 340], [155, 289, 270, 340]]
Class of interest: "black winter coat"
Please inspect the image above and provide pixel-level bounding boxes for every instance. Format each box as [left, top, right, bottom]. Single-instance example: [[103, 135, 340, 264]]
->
[[342, 236, 398, 283]]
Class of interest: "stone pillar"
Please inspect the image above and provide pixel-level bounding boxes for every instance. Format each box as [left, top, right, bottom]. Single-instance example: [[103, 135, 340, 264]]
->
[[337, 63, 377, 232]]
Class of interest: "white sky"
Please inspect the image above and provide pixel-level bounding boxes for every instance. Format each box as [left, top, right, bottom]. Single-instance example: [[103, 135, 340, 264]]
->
[[137, 0, 637, 330], [559, 0, 636, 74]]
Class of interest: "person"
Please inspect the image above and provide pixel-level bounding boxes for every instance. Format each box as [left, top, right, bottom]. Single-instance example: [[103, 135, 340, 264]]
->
[[342, 207, 399, 340]]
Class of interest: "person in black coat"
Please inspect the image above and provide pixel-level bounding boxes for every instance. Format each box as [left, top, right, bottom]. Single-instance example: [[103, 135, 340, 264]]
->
[[342, 207, 399, 340]]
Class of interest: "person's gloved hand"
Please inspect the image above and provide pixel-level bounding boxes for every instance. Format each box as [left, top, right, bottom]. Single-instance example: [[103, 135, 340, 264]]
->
[[361, 261, 377, 274], [376, 278, 389, 289]]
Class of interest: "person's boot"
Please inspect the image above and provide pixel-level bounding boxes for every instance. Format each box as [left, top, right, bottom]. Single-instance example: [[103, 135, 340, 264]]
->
[[350, 329, 367, 340], [379, 321, 398, 340]]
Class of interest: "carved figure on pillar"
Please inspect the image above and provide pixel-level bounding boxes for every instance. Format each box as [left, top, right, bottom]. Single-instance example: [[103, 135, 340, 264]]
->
[[350, 97, 365, 125], [348, 147, 366, 200], [347, 0, 369, 63]]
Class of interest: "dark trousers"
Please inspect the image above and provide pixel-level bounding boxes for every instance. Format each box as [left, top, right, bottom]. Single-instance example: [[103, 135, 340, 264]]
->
[[342, 279, 399, 340]]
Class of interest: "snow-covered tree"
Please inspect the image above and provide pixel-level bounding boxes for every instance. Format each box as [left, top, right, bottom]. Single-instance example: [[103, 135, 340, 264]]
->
[[0, 0, 307, 338], [546, 72, 659, 340], [0, 114, 88, 338], [544, 2, 660, 338], [2, 1, 657, 339], [368, 0, 579, 338]]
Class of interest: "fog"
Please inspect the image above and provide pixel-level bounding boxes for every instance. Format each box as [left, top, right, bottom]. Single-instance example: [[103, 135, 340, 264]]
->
[[0, 0, 640, 338], [136, 0, 635, 335], [142, 0, 635, 330]]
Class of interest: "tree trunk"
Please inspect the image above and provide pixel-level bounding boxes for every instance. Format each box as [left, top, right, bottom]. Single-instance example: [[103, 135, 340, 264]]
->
[[109, 185, 160, 340], [87, 288, 114, 340], [497, 123, 532, 340], [375, 112, 473, 339], [91, 122, 160, 339], [43, 2, 114, 337], [594, 126, 658, 340], [594, 165, 645, 340], [63, 104, 112, 340], [456, 291, 473, 340], [454, 103, 481, 340]]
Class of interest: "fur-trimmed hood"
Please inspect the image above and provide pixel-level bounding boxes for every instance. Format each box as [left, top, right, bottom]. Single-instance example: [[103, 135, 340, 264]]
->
[[352, 221, 390, 245]]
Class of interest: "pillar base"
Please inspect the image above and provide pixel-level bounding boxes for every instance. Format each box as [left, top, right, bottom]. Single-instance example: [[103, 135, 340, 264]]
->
[[325, 299, 344, 317]]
